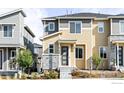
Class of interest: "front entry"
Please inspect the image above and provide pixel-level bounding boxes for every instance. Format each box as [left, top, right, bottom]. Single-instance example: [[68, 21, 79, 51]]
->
[[61, 46, 69, 66], [119, 46, 123, 66], [0, 49, 3, 69]]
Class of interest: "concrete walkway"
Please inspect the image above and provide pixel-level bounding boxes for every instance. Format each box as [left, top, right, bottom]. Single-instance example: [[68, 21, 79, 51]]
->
[[59, 67, 74, 79]]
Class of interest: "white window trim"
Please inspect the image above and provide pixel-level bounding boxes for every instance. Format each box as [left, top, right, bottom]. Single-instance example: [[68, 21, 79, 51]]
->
[[99, 46, 107, 59], [119, 20, 124, 34], [48, 22, 55, 31], [75, 46, 84, 60], [98, 22, 104, 33], [1, 24, 15, 38], [69, 21, 82, 34], [10, 50, 16, 58], [48, 43, 55, 54]]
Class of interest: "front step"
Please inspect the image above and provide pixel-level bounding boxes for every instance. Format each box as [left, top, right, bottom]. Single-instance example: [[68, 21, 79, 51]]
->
[[59, 67, 75, 79]]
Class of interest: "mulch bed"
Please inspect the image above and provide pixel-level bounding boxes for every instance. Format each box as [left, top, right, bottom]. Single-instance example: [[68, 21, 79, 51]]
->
[[72, 70, 124, 79]]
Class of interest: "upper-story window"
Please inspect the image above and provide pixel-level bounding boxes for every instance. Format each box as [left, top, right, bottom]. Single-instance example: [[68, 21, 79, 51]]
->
[[70, 21, 81, 33], [120, 21, 124, 33], [98, 22, 104, 33], [3, 25, 13, 37], [48, 22, 55, 31]]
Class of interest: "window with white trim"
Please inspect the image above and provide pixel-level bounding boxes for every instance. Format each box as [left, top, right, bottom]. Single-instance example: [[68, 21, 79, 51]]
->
[[75, 47, 83, 59], [98, 22, 104, 33], [11, 50, 16, 58], [120, 21, 124, 33], [99, 47, 107, 58], [48, 44, 54, 54], [70, 21, 81, 33], [48, 22, 55, 31], [3, 25, 13, 37]]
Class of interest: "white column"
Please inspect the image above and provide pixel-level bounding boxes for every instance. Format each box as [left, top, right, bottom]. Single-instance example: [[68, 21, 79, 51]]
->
[[6, 48, 9, 70], [16, 48, 19, 70], [58, 43, 61, 68], [73, 43, 76, 68], [116, 43, 119, 69]]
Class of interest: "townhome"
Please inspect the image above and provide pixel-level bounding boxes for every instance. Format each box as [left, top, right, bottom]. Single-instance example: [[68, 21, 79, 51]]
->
[[41, 12, 124, 71], [0, 9, 35, 71]]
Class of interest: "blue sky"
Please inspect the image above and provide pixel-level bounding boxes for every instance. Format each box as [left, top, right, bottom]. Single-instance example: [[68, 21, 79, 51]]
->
[[1, 8, 124, 44]]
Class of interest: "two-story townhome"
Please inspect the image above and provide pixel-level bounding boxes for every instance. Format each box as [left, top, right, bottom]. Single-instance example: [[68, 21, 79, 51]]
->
[[0, 9, 35, 71], [41, 12, 124, 71]]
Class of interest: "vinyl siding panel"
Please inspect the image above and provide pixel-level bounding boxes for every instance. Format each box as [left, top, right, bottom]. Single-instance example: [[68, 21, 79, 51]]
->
[[0, 13, 20, 46]]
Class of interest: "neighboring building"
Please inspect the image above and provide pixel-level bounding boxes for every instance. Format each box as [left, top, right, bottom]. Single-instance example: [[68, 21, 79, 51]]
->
[[41, 12, 124, 71], [0, 9, 35, 71], [33, 43, 42, 72]]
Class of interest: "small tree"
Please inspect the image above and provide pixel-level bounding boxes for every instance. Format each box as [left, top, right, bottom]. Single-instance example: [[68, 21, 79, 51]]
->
[[92, 54, 102, 70], [17, 49, 33, 74]]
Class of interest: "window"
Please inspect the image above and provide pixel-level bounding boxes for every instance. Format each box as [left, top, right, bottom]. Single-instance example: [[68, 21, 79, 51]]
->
[[120, 21, 124, 33], [11, 50, 16, 58], [70, 21, 81, 33], [48, 22, 55, 31], [98, 22, 104, 33], [48, 44, 54, 54], [99, 47, 107, 58], [3, 25, 13, 37], [75, 47, 83, 59]]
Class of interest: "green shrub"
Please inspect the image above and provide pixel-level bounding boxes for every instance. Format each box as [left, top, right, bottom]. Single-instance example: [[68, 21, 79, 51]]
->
[[21, 73, 28, 79], [31, 72, 41, 79], [44, 70, 59, 79], [92, 54, 102, 70]]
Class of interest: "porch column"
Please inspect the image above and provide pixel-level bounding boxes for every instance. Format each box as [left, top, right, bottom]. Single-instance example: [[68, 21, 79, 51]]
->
[[58, 43, 61, 68], [16, 47, 19, 70], [73, 43, 76, 68], [116, 43, 119, 69], [6, 48, 9, 70]]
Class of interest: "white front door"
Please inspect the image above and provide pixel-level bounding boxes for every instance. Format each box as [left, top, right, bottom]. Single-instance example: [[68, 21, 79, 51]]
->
[[0, 49, 3, 69]]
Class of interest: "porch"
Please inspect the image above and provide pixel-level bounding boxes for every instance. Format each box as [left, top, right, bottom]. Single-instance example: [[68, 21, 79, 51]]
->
[[110, 40, 124, 70], [0, 47, 19, 71], [42, 38, 86, 71]]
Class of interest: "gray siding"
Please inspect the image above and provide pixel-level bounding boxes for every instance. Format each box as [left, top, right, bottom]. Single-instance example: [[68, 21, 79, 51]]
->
[[112, 18, 124, 35], [0, 13, 20, 46], [45, 20, 58, 34]]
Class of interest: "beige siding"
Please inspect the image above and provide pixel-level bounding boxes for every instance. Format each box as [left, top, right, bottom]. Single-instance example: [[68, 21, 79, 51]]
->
[[92, 20, 110, 69], [112, 18, 124, 35]]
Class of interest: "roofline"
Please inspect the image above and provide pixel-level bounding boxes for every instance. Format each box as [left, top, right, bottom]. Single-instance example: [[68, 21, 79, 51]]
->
[[57, 17, 94, 19], [108, 16, 124, 18], [0, 8, 26, 18], [42, 19, 56, 21], [24, 25, 35, 37], [40, 31, 62, 40]]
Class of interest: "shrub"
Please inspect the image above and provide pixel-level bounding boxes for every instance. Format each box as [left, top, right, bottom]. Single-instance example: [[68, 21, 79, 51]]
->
[[44, 70, 59, 79], [71, 70, 99, 78], [92, 54, 102, 70], [21, 73, 28, 79], [31, 72, 41, 79]]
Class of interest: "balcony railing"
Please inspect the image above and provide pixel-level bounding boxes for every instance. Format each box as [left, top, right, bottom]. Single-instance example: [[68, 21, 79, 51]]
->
[[42, 54, 59, 70]]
